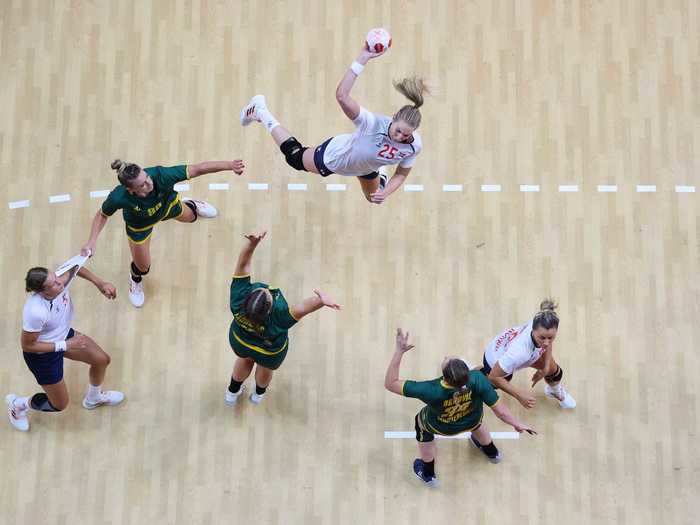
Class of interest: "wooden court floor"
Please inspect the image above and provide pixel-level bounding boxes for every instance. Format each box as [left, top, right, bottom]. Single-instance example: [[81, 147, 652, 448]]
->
[[0, 1, 698, 524]]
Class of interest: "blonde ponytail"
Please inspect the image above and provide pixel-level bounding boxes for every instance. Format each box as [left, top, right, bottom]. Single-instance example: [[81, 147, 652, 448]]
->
[[392, 76, 429, 129]]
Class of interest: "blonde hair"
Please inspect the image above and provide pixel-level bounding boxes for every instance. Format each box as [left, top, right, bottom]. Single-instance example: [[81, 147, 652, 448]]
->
[[533, 298, 559, 330], [392, 76, 429, 129]]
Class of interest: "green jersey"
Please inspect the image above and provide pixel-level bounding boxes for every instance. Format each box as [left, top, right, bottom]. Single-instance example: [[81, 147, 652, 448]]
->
[[101, 165, 189, 229], [228, 275, 298, 357], [402, 371, 499, 435]]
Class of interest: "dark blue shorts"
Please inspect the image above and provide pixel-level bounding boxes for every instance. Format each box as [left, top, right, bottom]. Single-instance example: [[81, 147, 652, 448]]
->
[[313, 138, 334, 177], [481, 354, 513, 383], [23, 328, 75, 385]]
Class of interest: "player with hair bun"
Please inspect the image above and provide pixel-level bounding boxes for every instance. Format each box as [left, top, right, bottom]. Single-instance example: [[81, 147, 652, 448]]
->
[[385, 329, 535, 487], [481, 299, 577, 409], [240, 41, 427, 204]]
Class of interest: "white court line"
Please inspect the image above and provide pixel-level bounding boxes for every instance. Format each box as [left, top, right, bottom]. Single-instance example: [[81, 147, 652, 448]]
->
[[636, 185, 656, 193], [248, 183, 269, 191], [49, 194, 71, 203], [442, 184, 463, 192], [287, 183, 307, 191], [8, 200, 30, 209], [384, 431, 519, 440], [520, 185, 540, 192], [90, 190, 110, 198], [326, 184, 347, 191], [209, 183, 229, 191], [675, 185, 696, 193], [481, 184, 502, 192], [597, 185, 618, 193], [404, 184, 424, 192], [559, 185, 579, 192], [173, 183, 190, 192]]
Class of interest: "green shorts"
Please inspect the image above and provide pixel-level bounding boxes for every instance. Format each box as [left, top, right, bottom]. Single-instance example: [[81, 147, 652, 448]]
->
[[125, 196, 184, 244], [229, 330, 289, 370]]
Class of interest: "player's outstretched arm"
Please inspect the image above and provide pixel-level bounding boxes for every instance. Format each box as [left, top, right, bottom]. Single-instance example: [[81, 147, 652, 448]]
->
[[188, 160, 245, 178], [490, 401, 537, 435], [290, 289, 341, 321], [234, 231, 266, 276], [77, 267, 117, 299], [384, 328, 415, 395], [81, 210, 110, 256], [336, 45, 386, 121], [487, 362, 537, 410], [370, 166, 411, 204]]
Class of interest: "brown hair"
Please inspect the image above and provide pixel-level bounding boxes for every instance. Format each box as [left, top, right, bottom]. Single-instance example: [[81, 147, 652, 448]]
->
[[25, 267, 48, 292], [533, 298, 559, 330], [442, 358, 470, 405], [392, 76, 429, 129], [111, 159, 142, 187], [244, 288, 273, 324]]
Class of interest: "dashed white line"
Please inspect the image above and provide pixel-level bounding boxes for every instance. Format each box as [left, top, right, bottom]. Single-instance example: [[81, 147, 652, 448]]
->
[[404, 184, 424, 192], [481, 184, 502, 192], [520, 185, 540, 192], [173, 183, 190, 192], [384, 431, 519, 440], [326, 184, 347, 192], [209, 183, 230, 191], [8, 200, 30, 209], [558, 185, 579, 192], [636, 185, 656, 193], [287, 183, 308, 191], [90, 190, 110, 198], [597, 185, 618, 193], [442, 184, 463, 192], [675, 185, 696, 193], [49, 194, 71, 203], [248, 183, 269, 191]]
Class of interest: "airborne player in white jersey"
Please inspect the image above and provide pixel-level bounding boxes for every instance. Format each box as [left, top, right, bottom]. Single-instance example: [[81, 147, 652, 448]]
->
[[240, 41, 427, 204], [481, 299, 576, 410]]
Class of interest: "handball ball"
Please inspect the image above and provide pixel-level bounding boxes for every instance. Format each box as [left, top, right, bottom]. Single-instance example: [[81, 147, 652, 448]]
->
[[366, 28, 392, 53]]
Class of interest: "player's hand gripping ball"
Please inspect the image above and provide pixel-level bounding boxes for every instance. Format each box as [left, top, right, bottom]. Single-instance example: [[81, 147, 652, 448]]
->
[[366, 28, 392, 53]]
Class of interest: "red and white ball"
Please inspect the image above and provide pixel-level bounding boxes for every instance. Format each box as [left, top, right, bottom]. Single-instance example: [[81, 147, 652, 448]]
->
[[366, 28, 392, 53]]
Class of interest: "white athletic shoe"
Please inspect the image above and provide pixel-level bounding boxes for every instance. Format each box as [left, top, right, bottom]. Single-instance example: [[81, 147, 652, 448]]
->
[[182, 198, 218, 219], [82, 390, 125, 410], [225, 385, 246, 406], [6, 394, 29, 432], [249, 391, 266, 405], [240, 94, 267, 126], [128, 276, 145, 308], [544, 384, 576, 409]]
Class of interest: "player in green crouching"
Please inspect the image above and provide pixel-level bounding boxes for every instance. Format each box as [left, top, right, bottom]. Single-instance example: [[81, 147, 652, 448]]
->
[[226, 231, 341, 406], [385, 329, 536, 487], [82, 158, 244, 307]]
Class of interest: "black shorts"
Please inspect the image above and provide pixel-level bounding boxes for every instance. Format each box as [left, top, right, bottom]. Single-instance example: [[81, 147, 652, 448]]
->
[[22, 328, 75, 385], [415, 414, 435, 442], [481, 355, 513, 383], [313, 138, 334, 176]]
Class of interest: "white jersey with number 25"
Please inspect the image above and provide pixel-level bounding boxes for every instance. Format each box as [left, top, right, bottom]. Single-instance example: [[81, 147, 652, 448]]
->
[[483, 321, 545, 375], [323, 107, 422, 177]]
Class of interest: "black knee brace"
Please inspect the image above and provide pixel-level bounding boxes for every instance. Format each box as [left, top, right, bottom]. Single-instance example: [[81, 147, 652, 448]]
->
[[30, 393, 62, 412], [545, 366, 563, 384], [279, 137, 308, 171], [183, 200, 198, 223], [131, 261, 150, 277]]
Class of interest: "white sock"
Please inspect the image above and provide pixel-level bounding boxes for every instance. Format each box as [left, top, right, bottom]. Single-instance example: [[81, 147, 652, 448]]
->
[[256, 107, 280, 133], [87, 384, 102, 401]]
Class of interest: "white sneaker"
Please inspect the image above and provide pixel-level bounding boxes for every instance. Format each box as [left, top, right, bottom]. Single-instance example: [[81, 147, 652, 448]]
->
[[240, 94, 267, 126], [225, 385, 246, 406], [6, 394, 29, 432], [82, 390, 125, 410], [182, 198, 217, 219], [128, 276, 145, 308], [249, 391, 266, 405], [544, 384, 576, 409]]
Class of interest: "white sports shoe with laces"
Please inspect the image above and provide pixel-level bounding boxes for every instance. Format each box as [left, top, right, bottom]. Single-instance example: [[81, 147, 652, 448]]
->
[[544, 384, 576, 409], [240, 95, 267, 126], [128, 275, 145, 308], [6, 394, 29, 432], [225, 385, 246, 406], [249, 391, 266, 405], [182, 198, 217, 219], [82, 390, 125, 410]]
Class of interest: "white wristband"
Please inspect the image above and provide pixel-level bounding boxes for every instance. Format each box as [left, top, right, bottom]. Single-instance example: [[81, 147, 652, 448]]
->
[[54, 341, 67, 352], [350, 61, 364, 76]]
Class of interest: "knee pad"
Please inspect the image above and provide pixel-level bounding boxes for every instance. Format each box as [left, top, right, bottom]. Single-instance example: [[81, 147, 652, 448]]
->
[[545, 366, 563, 384], [30, 393, 62, 412], [279, 137, 308, 171], [131, 261, 150, 276], [183, 200, 198, 222]]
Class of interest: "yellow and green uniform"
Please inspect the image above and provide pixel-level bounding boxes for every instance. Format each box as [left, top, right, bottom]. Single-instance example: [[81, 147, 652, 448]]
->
[[228, 275, 299, 370], [402, 371, 500, 436], [100, 165, 190, 243]]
